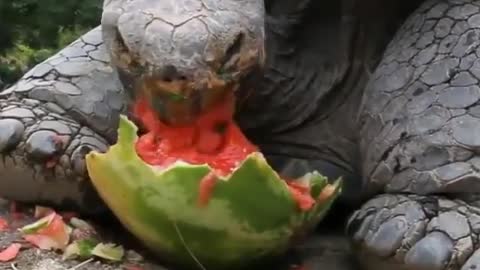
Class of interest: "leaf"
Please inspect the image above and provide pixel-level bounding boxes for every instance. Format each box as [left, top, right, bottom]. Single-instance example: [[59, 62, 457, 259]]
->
[[70, 217, 94, 230], [63, 239, 98, 260], [77, 239, 98, 255], [63, 242, 80, 260], [91, 243, 124, 261], [0, 243, 21, 262], [21, 212, 70, 251]]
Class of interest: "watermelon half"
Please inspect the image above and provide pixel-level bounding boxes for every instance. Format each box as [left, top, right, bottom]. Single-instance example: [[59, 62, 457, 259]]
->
[[85, 115, 342, 269]]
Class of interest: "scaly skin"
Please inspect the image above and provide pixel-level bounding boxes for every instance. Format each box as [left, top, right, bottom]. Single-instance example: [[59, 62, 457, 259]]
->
[[348, 0, 480, 269], [0, 27, 123, 214], [4, 0, 480, 269]]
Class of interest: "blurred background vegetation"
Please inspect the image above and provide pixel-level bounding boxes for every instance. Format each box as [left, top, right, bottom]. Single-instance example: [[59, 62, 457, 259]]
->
[[0, 0, 103, 88]]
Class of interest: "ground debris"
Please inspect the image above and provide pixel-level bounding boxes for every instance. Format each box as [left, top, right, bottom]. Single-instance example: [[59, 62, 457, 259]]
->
[[0, 201, 357, 270]]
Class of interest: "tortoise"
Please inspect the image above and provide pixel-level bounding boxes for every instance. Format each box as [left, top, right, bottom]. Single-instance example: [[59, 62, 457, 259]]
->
[[2, 0, 480, 269]]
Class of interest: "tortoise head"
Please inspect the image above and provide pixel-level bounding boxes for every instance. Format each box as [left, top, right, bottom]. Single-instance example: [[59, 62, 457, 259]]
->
[[100, 0, 265, 125]]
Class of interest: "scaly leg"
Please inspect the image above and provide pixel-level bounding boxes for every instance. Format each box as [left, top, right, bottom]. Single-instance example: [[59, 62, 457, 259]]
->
[[0, 26, 127, 214], [351, 0, 480, 269]]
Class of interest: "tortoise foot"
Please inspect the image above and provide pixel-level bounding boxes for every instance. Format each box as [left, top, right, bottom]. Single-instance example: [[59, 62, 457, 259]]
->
[[0, 98, 109, 215]]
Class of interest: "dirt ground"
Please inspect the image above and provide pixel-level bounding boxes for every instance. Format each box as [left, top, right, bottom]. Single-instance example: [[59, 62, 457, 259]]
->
[[0, 199, 359, 270]]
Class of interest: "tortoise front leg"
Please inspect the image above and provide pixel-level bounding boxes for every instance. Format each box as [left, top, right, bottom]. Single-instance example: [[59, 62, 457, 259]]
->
[[0, 98, 110, 214], [348, 194, 480, 270], [0, 27, 128, 214], [352, 0, 480, 269]]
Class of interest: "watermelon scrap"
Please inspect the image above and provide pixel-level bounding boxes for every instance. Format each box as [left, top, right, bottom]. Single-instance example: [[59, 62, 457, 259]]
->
[[287, 184, 316, 211], [20, 212, 70, 251], [0, 243, 21, 262], [0, 217, 8, 231]]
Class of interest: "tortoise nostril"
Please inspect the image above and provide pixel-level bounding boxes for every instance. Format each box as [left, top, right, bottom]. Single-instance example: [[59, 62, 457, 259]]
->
[[161, 65, 188, 82], [162, 65, 178, 82], [222, 32, 245, 67]]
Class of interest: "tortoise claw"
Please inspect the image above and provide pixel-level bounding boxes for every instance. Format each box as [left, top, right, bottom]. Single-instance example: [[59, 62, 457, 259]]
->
[[0, 99, 109, 215], [0, 119, 24, 152]]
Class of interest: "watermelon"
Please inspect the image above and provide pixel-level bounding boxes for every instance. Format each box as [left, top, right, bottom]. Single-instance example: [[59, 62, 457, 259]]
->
[[85, 98, 342, 269]]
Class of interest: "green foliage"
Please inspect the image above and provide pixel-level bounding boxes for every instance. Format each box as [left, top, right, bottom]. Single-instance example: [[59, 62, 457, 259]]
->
[[0, 0, 103, 87], [0, 43, 53, 84]]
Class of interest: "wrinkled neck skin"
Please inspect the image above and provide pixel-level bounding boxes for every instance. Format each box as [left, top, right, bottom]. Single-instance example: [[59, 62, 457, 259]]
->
[[229, 0, 423, 205], [235, 0, 418, 182]]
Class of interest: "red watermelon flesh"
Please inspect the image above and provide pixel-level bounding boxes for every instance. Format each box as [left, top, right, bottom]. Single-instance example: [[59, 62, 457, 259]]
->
[[131, 96, 315, 211]]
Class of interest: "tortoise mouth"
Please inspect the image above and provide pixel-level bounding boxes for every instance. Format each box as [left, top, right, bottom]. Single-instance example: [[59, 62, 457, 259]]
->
[[121, 69, 240, 127], [115, 49, 264, 127]]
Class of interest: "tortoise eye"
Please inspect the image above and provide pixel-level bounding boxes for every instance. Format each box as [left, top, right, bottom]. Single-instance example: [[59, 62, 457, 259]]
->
[[221, 32, 245, 71]]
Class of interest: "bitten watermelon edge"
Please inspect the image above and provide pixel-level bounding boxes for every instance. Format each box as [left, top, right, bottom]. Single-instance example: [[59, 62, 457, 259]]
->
[[85, 115, 342, 270]]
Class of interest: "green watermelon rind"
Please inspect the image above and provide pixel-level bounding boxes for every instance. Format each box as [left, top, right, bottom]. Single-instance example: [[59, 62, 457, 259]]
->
[[85, 115, 342, 269]]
